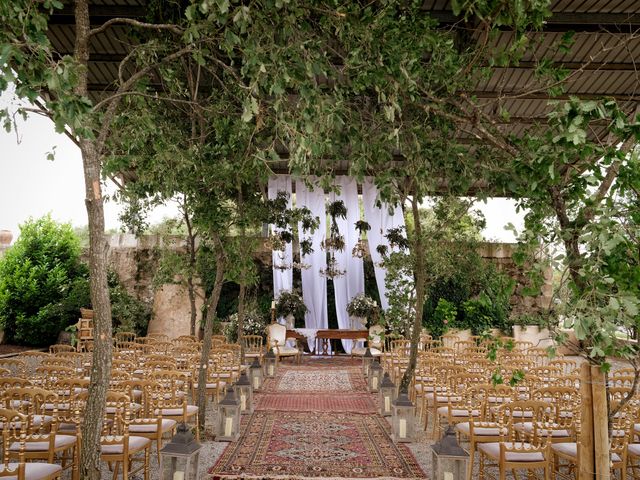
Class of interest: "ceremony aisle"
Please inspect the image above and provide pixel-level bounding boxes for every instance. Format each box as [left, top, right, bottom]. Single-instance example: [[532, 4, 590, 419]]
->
[[209, 357, 426, 479]]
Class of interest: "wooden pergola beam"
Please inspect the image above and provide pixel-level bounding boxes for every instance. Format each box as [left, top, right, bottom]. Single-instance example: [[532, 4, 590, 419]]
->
[[426, 10, 640, 32]]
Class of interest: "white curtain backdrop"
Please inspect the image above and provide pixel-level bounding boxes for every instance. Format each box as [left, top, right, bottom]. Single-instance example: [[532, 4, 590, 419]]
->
[[296, 178, 328, 350], [268, 176, 293, 319], [362, 177, 408, 310], [330, 176, 364, 353]]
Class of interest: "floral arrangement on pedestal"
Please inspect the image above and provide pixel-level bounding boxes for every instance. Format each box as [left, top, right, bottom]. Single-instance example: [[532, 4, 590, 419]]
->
[[347, 293, 380, 327], [275, 290, 308, 325], [224, 310, 267, 343]]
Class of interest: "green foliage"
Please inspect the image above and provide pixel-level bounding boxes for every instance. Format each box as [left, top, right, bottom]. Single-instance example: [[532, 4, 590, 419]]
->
[[429, 298, 457, 338], [108, 272, 151, 336], [459, 268, 515, 335], [0, 216, 88, 346]]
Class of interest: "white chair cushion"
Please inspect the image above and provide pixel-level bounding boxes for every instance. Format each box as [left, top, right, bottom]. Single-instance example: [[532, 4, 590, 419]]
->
[[0, 462, 62, 479], [130, 418, 177, 433], [101, 436, 151, 455], [9, 434, 76, 451], [478, 442, 545, 462], [628, 443, 640, 456], [437, 407, 481, 417], [513, 422, 571, 437], [276, 346, 299, 356], [351, 347, 382, 356], [159, 405, 198, 416], [193, 382, 226, 389], [455, 422, 506, 436]]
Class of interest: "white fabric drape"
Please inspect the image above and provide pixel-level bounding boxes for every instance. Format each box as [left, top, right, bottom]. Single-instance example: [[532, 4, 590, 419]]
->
[[330, 177, 365, 353], [362, 177, 408, 310], [268, 176, 293, 303], [296, 178, 328, 350]]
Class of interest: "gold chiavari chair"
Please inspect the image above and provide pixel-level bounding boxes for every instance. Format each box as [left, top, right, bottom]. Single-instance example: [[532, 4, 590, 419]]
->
[[4, 387, 79, 479], [34, 366, 76, 390], [114, 331, 137, 348], [191, 359, 227, 404], [122, 380, 177, 463], [441, 332, 461, 349], [16, 352, 50, 375], [456, 384, 511, 480], [100, 391, 151, 480], [148, 370, 199, 441], [144, 360, 177, 374], [0, 408, 62, 479], [149, 342, 173, 355], [135, 337, 157, 345], [0, 359, 26, 378], [48, 345, 75, 354], [549, 359, 578, 377], [477, 401, 554, 480], [146, 333, 169, 343]]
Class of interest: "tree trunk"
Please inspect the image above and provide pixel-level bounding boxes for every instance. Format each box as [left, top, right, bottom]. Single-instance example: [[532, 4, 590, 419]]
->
[[591, 366, 610, 480], [184, 204, 198, 336], [237, 283, 246, 348], [74, 1, 113, 478], [196, 236, 226, 432], [399, 194, 426, 392], [578, 362, 595, 480]]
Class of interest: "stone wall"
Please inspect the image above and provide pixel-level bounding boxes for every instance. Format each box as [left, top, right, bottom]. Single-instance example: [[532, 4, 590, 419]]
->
[[477, 243, 553, 315], [103, 234, 552, 338]]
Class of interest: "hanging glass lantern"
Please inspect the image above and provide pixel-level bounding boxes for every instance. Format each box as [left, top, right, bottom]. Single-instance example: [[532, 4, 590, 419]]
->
[[249, 357, 263, 391], [235, 371, 253, 414], [391, 389, 415, 443], [379, 372, 396, 416], [368, 359, 383, 392], [216, 387, 240, 441], [362, 347, 373, 377], [159, 423, 202, 480], [264, 348, 277, 378], [431, 425, 469, 480]]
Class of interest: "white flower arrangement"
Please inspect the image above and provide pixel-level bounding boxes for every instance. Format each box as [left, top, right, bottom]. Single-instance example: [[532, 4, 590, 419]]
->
[[224, 310, 266, 342], [346, 293, 379, 318]]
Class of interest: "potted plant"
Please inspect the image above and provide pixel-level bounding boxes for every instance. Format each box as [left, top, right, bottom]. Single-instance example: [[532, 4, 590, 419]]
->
[[347, 293, 379, 329], [275, 290, 307, 329]]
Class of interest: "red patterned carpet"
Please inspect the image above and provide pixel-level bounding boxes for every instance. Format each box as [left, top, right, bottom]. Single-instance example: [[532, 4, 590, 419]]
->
[[210, 411, 425, 479], [209, 357, 426, 479], [257, 393, 377, 413]]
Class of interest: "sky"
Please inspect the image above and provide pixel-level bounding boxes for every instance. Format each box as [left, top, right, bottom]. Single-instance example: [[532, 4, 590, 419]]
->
[[0, 91, 524, 244]]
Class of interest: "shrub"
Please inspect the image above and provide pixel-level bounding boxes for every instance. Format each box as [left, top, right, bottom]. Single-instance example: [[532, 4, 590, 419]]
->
[[427, 298, 457, 338], [0, 216, 88, 346]]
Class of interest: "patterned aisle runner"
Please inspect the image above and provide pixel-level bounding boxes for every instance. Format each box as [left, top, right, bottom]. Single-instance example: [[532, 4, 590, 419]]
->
[[209, 357, 426, 479]]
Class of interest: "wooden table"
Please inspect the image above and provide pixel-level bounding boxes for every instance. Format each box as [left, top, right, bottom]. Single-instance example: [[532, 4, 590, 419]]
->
[[286, 329, 368, 355]]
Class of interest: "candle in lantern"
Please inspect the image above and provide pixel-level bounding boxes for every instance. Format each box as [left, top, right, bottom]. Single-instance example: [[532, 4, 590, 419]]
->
[[253, 376, 259, 389], [444, 473, 453, 480], [372, 377, 378, 389], [240, 393, 246, 410], [268, 365, 274, 376], [173, 472, 185, 480], [399, 418, 407, 438], [384, 396, 390, 412], [224, 416, 233, 437], [271, 300, 276, 309]]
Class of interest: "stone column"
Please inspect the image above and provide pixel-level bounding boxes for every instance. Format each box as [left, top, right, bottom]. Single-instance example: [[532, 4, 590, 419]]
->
[[0, 230, 12, 257]]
